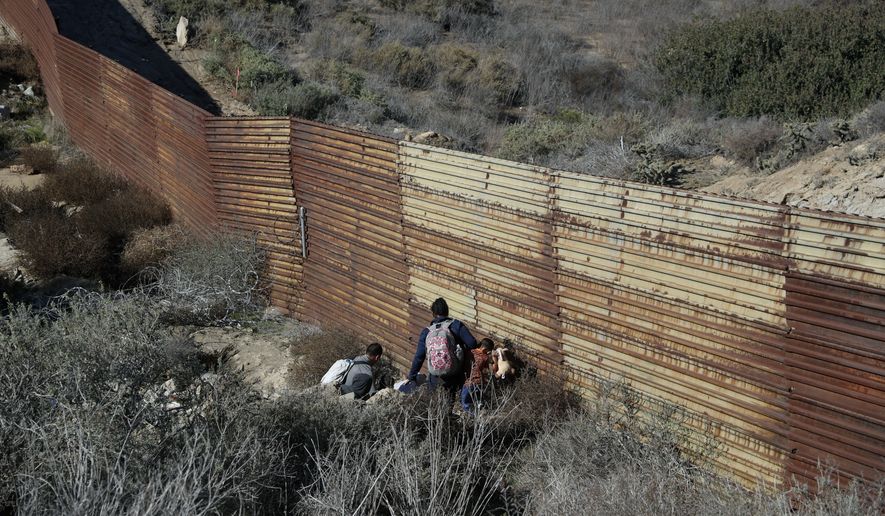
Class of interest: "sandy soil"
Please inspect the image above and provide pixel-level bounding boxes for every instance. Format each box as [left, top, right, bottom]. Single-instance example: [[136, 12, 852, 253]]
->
[[0, 167, 45, 273], [704, 135, 885, 219], [192, 318, 319, 399]]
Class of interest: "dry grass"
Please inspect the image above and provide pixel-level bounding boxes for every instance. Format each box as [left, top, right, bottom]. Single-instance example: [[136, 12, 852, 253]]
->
[[288, 327, 363, 388], [17, 144, 58, 174]]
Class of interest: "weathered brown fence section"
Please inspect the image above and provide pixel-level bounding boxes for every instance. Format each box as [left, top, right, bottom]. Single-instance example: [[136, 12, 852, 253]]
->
[[291, 120, 412, 363], [206, 117, 302, 312], [782, 212, 885, 485], [552, 173, 792, 485], [399, 143, 561, 372], [2, 0, 883, 489], [54, 36, 217, 230]]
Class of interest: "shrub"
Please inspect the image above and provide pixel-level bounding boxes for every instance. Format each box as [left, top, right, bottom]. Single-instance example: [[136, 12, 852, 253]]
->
[[495, 113, 597, 164], [435, 43, 478, 94], [379, 0, 496, 18], [252, 80, 339, 118], [18, 144, 58, 173], [309, 59, 366, 97], [43, 158, 127, 205], [469, 55, 521, 107], [853, 101, 885, 138], [0, 42, 40, 82], [74, 188, 171, 242], [0, 185, 55, 231], [148, 232, 267, 324], [717, 117, 783, 166], [566, 54, 624, 99], [655, 3, 885, 120], [0, 290, 292, 514], [288, 327, 363, 388], [119, 225, 189, 282], [372, 42, 436, 89], [5, 210, 108, 278]]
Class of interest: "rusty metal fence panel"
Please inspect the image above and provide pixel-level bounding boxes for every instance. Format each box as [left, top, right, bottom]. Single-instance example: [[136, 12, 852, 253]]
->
[[206, 117, 302, 313], [399, 143, 561, 371], [54, 35, 216, 230], [783, 274, 885, 486], [782, 211, 885, 486], [291, 120, 411, 364], [553, 172, 793, 486]]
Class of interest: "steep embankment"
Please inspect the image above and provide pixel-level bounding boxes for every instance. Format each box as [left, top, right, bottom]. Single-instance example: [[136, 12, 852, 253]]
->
[[704, 135, 885, 219]]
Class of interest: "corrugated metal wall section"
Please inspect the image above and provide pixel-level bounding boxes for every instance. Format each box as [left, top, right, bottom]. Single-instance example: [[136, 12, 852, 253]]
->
[[291, 120, 412, 364], [0, 0, 64, 118], [206, 117, 302, 313], [783, 274, 885, 486], [399, 143, 561, 371], [782, 211, 885, 486], [553, 172, 792, 485], [54, 35, 216, 230]]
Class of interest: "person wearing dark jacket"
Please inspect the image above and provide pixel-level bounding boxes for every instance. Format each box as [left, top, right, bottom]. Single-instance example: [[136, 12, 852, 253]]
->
[[340, 342, 383, 400], [407, 297, 478, 395]]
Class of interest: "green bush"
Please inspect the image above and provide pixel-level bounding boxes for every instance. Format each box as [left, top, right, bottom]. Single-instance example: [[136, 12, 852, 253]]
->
[[470, 55, 521, 107], [435, 43, 478, 93], [252, 80, 339, 119], [655, 3, 885, 120], [372, 42, 436, 89], [496, 112, 596, 163], [309, 59, 366, 97]]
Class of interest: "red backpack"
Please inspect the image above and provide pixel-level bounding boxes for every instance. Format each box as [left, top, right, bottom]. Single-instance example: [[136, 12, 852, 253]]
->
[[425, 319, 463, 377]]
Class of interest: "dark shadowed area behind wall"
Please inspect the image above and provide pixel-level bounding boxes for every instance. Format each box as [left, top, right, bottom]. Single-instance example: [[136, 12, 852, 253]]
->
[[44, 0, 220, 114]]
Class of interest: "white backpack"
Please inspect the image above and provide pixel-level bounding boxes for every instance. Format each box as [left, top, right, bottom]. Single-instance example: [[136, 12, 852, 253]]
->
[[321, 359, 354, 386]]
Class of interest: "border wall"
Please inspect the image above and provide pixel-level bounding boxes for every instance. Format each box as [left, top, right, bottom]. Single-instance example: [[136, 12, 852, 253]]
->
[[2, 0, 883, 488]]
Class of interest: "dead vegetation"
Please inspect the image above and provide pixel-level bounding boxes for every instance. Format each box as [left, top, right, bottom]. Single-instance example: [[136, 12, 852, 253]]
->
[[140, 0, 883, 195]]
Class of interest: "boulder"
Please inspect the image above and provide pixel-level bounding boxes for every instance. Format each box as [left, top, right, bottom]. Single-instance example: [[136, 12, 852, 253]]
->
[[176, 17, 189, 48]]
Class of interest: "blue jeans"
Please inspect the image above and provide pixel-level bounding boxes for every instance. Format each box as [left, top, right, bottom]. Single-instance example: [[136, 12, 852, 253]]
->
[[460, 384, 483, 414]]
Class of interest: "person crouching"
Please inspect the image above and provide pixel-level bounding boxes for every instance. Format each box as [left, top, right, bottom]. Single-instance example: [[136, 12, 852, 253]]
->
[[460, 338, 494, 414]]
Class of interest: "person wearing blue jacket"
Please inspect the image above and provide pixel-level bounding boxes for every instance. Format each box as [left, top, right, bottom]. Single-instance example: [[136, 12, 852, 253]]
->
[[407, 297, 478, 395]]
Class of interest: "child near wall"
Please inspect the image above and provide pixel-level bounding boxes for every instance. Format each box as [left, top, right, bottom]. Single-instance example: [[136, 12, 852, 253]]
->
[[460, 338, 495, 414]]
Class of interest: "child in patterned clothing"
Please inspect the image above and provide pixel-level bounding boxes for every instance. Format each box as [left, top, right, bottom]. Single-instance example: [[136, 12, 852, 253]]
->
[[460, 338, 495, 414]]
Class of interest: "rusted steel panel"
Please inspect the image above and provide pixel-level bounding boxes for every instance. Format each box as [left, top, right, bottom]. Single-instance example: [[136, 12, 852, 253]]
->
[[784, 273, 885, 486], [206, 117, 302, 314], [0, 1, 64, 118], [786, 211, 885, 289], [399, 143, 561, 370], [557, 171, 791, 268], [553, 170, 793, 486], [292, 119, 411, 359], [53, 34, 218, 232]]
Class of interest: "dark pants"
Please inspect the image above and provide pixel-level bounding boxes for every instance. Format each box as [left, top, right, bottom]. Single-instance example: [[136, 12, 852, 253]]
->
[[428, 374, 463, 398], [460, 384, 483, 414]]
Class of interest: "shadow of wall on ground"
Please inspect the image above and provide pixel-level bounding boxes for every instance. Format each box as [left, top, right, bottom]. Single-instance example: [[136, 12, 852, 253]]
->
[[45, 0, 219, 114]]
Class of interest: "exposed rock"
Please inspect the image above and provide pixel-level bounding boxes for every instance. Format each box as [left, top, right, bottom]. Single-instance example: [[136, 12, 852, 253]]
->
[[175, 16, 189, 49], [9, 164, 33, 175], [704, 135, 885, 219]]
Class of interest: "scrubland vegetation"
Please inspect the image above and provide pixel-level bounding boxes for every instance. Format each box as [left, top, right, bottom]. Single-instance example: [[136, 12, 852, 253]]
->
[[3, 253, 884, 513], [143, 0, 884, 186], [1, 7, 884, 515]]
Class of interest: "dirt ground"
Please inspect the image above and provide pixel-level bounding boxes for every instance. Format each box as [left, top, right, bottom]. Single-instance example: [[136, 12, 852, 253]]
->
[[704, 135, 885, 219], [0, 167, 46, 273], [191, 318, 319, 399]]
